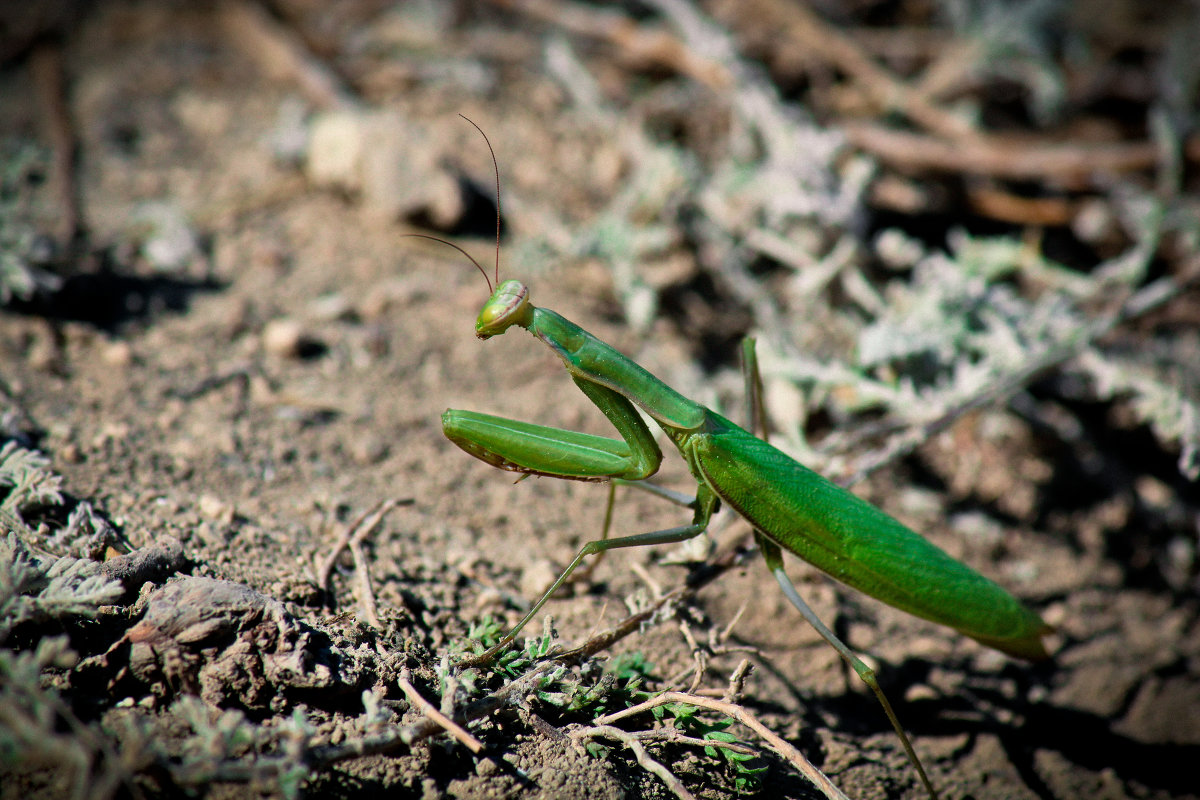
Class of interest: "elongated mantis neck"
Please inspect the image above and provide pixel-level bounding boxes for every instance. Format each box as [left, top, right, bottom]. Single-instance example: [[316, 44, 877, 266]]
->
[[476, 279, 535, 338]]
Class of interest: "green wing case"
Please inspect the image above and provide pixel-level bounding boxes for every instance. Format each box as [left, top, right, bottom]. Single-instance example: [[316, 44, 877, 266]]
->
[[693, 414, 1050, 660]]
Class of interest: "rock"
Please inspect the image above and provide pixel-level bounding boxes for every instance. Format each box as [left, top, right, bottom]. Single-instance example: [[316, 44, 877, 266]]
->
[[262, 317, 307, 358], [118, 577, 333, 709], [306, 109, 463, 226]]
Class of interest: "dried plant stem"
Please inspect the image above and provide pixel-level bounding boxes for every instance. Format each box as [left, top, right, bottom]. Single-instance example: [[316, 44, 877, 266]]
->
[[839, 253, 1200, 487], [348, 502, 397, 628], [397, 668, 485, 754], [29, 41, 80, 247], [498, 0, 729, 90], [842, 122, 1184, 184], [572, 725, 698, 800], [315, 498, 407, 622], [217, 0, 355, 110], [578, 724, 759, 756], [597, 692, 851, 800], [304, 662, 560, 766], [735, 0, 974, 140]]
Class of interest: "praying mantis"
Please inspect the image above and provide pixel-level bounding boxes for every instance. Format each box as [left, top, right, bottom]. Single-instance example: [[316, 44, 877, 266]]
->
[[418, 117, 1052, 800]]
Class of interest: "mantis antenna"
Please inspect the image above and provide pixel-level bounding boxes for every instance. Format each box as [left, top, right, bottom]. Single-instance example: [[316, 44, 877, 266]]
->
[[402, 114, 503, 294]]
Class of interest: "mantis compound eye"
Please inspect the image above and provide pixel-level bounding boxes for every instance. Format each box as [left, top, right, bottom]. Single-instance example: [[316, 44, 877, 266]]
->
[[476, 279, 533, 338]]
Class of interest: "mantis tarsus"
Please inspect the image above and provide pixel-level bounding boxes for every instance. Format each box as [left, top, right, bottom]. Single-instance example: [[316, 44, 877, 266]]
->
[[420, 117, 1051, 800]]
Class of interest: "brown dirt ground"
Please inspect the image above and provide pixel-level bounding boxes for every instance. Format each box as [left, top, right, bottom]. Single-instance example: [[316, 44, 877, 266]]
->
[[1, 3, 1198, 800]]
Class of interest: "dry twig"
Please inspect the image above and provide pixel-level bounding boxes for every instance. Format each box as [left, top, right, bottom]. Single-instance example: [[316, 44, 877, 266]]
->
[[736, 0, 975, 141], [571, 725, 698, 800], [348, 509, 388, 629], [597, 692, 851, 800], [723, 658, 753, 704], [217, 0, 356, 110], [28, 41, 80, 247], [315, 498, 407, 615], [397, 667, 485, 754], [497, 0, 729, 90], [842, 122, 1177, 185]]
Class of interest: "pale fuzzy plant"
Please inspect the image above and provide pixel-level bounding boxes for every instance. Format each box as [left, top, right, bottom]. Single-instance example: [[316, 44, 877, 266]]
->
[[0, 140, 62, 304], [0, 440, 124, 797], [0, 439, 123, 641], [0, 440, 63, 522], [0, 636, 127, 800]]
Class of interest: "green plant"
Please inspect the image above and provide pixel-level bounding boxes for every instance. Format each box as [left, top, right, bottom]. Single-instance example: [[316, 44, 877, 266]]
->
[[651, 702, 768, 793]]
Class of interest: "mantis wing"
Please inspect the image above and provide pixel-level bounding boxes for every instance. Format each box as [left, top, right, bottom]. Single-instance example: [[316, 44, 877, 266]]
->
[[692, 414, 1051, 660]]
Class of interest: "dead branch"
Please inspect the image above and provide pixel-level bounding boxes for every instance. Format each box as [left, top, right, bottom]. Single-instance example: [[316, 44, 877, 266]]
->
[[570, 724, 698, 800], [597, 691, 851, 800], [843, 122, 1176, 185], [397, 667, 485, 754], [217, 0, 356, 110]]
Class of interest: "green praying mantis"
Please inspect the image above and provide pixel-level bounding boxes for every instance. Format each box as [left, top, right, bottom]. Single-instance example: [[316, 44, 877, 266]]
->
[[416, 117, 1051, 800]]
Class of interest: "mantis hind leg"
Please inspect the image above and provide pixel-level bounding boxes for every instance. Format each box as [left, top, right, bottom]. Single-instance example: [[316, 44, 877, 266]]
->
[[741, 338, 938, 798], [759, 534, 938, 799]]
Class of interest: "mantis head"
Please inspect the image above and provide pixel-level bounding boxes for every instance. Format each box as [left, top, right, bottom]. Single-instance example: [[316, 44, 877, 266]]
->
[[476, 279, 533, 338]]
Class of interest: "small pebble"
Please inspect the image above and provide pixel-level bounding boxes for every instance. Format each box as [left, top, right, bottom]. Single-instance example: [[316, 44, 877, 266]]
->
[[358, 291, 390, 321], [198, 494, 235, 525], [310, 293, 354, 322], [351, 434, 388, 465], [519, 559, 558, 599], [262, 318, 306, 358], [361, 324, 390, 358], [904, 683, 938, 704], [27, 335, 59, 372], [222, 297, 252, 339], [135, 201, 200, 273], [196, 520, 229, 549], [307, 111, 366, 191], [102, 340, 133, 367]]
